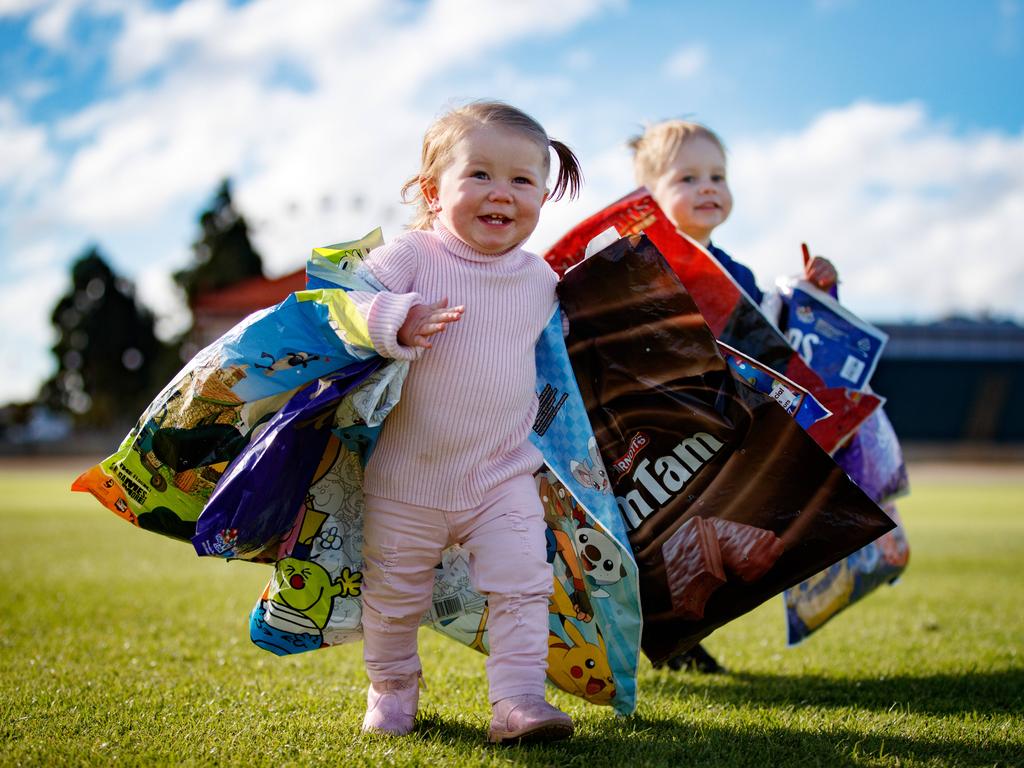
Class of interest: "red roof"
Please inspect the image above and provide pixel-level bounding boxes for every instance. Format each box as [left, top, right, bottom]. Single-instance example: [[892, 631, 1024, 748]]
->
[[192, 269, 306, 315]]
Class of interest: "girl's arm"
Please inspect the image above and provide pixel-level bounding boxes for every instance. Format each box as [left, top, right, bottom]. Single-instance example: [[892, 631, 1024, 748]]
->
[[350, 234, 461, 359]]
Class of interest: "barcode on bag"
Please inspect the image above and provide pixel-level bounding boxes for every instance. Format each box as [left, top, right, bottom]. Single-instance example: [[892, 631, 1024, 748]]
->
[[840, 355, 865, 383], [432, 596, 462, 619]]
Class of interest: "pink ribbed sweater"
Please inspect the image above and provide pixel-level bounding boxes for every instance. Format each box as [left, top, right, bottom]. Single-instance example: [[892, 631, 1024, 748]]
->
[[355, 222, 557, 512]]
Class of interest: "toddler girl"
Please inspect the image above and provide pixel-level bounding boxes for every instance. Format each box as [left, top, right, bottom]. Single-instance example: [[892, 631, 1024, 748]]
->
[[350, 100, 583, 743]]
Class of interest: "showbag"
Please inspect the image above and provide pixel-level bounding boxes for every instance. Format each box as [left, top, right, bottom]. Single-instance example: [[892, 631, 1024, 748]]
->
[[772, 276, 888, 392], [771, 269, 910, 643], [71, 286, 389, 543], [557, 234, 896, 662], [834, 408, 910, 505], [717, 341, 830, 431], [545, 189, 881, 454], [191, 359, 384, 559], [72, 227, 643, 714], [785, 502, 909, 644]]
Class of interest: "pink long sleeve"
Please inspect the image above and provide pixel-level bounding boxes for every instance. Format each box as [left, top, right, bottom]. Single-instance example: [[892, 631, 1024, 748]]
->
[[360, 223, 557, 511]]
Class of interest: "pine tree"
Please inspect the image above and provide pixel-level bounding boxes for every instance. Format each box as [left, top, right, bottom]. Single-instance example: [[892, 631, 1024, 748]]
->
[[174, 179, 264, 303], [44, 248, 168, 427]]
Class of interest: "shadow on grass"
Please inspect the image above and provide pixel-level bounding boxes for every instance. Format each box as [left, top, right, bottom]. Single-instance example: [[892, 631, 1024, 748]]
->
[[408, 709, 1021, 768], [646, 667, 1024, 717], [370, 671, 1024, 766], [590, 713, 1019, 767]]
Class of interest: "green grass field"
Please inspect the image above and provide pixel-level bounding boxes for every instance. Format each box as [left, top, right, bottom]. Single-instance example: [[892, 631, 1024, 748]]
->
[[2, 462, 1022, 767]]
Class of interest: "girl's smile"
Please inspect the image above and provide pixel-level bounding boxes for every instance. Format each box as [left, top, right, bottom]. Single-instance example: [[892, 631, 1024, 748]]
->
[[424, 125, 549, 255]]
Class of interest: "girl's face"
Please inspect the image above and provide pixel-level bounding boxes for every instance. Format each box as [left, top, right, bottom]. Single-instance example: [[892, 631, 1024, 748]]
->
[[650, 135, 732, 246], [422, 125, 549, 255]]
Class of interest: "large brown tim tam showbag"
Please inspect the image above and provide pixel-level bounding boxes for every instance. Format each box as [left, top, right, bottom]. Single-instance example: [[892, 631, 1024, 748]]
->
[[558, 235, 895, 663]]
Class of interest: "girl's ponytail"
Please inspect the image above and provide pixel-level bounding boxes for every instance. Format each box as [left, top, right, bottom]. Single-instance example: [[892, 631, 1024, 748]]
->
[[548, 139, 583, 202]]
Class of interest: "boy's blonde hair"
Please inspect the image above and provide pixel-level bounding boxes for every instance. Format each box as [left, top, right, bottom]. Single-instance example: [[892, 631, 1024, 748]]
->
[[628, 120, 727, 190], [401, 100, 583, 231]]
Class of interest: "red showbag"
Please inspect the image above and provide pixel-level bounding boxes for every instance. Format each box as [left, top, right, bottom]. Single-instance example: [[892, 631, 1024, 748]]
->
[[545, 189, 880, 453]]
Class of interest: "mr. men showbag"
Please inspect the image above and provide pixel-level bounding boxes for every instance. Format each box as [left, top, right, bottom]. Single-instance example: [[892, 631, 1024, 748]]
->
[[557, 235, 895, 663]]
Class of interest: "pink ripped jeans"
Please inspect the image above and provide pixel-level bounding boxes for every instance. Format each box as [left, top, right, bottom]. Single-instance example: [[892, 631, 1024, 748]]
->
[[361, 474, 552, 704]]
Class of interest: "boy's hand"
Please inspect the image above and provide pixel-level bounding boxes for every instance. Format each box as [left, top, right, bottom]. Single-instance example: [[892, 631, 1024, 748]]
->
[[398, 298, 464, 349], [801, 243, 839, 291]]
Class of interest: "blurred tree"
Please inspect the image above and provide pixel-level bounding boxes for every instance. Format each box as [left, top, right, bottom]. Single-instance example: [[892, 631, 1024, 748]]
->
[[42, 248, 173, 428], [174, 179, 264, 303]]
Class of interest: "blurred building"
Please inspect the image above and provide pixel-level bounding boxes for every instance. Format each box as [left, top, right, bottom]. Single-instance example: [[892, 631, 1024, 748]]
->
[[872, 318, 1024, 444], [190, 269, 306, 349]]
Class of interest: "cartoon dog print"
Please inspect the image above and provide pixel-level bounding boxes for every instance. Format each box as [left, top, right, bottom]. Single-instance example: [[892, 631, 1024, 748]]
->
[[574, 524, 627, 597]]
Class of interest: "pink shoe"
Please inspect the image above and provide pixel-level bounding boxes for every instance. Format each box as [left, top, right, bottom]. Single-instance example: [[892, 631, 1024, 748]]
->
[[487, 694, 573, 744], [361, 674, 419, 736]]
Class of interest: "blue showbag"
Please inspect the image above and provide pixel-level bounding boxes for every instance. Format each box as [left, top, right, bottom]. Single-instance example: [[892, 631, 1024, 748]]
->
[[717, 341, 831, 430], [774, 277, 888, 392], [243, 231, 642, 714], [527, 311, 642, 713], [773, 269, 910, 645], [192, 358, 384, 559]]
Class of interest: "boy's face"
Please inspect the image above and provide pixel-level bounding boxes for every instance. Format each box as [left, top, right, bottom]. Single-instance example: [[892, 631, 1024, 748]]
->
[[649, 135, 732, 246], [423, 125, 549, 255]]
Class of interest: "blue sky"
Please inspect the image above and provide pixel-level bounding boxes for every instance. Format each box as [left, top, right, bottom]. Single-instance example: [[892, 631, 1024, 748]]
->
[[1, 0, 1022, 405]]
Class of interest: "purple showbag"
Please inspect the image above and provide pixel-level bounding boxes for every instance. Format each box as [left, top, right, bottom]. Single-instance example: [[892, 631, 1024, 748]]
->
[[192, 358, 383, 560], [833, 408, 909, 505]]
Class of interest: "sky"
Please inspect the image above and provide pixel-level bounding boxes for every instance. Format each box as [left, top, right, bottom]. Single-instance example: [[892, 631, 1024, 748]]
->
[[1, 0, 1022, 405]]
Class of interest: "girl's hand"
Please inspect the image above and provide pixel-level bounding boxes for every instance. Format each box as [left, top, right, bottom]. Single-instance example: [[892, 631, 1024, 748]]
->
[[398, 298, 464, 348], [801, 243, 839, 291]]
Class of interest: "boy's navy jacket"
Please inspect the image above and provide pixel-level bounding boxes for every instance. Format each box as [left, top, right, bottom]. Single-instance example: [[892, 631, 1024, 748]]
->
[[707, 242, 764, 305]]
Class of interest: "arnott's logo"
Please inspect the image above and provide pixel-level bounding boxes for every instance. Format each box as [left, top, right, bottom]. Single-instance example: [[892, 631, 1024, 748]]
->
[[616, 431, 725, 531], [612, 432, 650, 477]]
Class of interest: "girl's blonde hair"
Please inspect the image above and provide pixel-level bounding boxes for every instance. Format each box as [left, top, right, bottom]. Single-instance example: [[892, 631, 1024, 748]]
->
[[628, 120, 727, 190], [401, 100, 583, 231]]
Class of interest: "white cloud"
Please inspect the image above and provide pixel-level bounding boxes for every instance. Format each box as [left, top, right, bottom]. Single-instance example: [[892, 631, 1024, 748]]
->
[[0, 100, 58, 196], [2, 0, 1020, 408], [136, 264, 191, 341], [0, 0, 48, 15], [0, 0, 620, 404], [44, 0, 617, 269], [663, 44, 707, 80], [24, 0, 90, 47], [725, 101, 1024, 322], [0, 269, 63, 402]]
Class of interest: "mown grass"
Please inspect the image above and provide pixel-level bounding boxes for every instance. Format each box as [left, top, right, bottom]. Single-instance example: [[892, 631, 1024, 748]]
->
[[1, 461, 1022, 767]]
